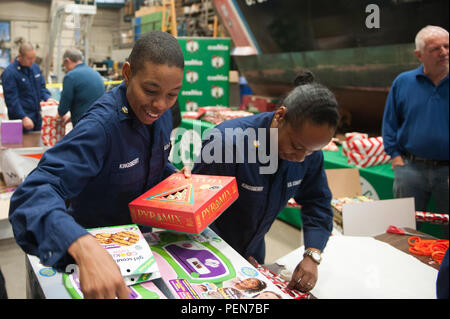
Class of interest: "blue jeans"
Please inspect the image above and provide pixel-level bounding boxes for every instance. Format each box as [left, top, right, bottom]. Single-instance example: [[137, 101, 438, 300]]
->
[[394, 158, 449, 237]]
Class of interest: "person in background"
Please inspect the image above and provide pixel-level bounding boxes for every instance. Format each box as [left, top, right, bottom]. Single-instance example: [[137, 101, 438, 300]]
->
[[9, 31, 189, 299], [1, 42, 56, 131], [382, 25, 449, 238], [193, 71, 339, 293], [103, 56, 114, 75], [58, 49, 105, 127]]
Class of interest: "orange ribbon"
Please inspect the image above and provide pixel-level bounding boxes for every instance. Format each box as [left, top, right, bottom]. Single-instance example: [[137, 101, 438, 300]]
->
[[408, 237, 449, 265]]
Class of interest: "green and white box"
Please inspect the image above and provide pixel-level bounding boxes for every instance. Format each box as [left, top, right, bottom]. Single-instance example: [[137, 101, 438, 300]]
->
[[177, 37, 231, 112]]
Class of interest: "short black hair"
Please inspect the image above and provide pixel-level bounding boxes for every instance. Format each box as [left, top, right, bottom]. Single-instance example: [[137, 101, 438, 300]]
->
[[283, 71, 339, 128], [128, 31, 184, 74]]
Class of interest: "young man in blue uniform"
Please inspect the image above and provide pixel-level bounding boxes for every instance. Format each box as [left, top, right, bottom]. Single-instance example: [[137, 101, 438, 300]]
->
[[193, 72, 339, 293], [58, 48, 105, 127], [1, 42, 55, 131], [9, 31, 186, 299]]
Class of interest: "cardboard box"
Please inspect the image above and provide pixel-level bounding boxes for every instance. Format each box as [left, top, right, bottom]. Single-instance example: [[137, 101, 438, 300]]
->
[[129, 173, 239, 234], [1, 120, 23, 144], [325, 168, 415, 236], [88, 224, 161, 286]]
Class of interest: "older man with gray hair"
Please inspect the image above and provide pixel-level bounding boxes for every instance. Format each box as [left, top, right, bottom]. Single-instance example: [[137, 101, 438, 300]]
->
[[382, 25, 449, 232], [58, 48, 105, 127]]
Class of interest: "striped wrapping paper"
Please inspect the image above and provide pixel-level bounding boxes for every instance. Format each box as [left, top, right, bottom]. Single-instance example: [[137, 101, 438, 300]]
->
[[416, 211, 449, 224], [347, 151, 391, 168], [351, 137, 387, 157], [342, 133, 391, 168]]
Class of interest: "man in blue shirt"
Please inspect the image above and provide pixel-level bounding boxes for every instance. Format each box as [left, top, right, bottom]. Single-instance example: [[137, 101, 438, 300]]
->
[[1, 42, 55, 131], [58, 49, 105, 127], [382, 26, 449, 229], [9, 31, 187, 299], [193, 71, 339, 293]]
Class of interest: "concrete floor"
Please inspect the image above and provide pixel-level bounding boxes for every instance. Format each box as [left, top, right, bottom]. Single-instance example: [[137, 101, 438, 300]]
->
[[0, 218, 303, 299]]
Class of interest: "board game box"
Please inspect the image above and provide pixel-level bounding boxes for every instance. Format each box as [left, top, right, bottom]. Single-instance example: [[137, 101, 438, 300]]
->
[[87, 224, 160, 286], [129, 173, 238, 234]]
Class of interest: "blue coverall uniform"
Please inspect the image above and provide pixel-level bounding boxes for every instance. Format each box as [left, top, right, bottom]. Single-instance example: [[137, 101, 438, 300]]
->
[[1, 58, 51, 131], [9, 82, 176, 270], [192, 112, 333, 263]]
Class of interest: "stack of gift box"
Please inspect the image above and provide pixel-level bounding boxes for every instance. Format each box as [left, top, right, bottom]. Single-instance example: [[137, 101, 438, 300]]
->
[[342, 132, 391, 168]]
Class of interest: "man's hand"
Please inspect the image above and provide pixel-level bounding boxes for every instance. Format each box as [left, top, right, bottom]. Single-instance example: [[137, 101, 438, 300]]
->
[[391, 155, 405, 169], [22, 116, 34, 130], [287, 252, 319, 292], [68, 234, 131, 299], [178, 166, 192, 178]]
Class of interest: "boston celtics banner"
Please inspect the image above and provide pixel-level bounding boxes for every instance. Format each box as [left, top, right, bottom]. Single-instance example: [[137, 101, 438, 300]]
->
[[177, 37, 231, 112]]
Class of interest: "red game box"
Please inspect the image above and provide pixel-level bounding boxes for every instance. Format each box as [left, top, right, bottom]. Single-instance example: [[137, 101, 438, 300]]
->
[[129, 174, 239, 234]]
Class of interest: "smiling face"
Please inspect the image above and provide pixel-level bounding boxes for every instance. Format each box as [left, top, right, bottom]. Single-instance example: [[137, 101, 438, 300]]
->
[[122, 61, 184, 124], [272, 107, 335, 163], [234, 278, 261, 291]]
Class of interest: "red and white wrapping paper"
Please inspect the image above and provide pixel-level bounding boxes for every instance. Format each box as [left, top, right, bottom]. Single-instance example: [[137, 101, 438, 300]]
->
[[41, 116, 65, 147], [342, 132, 391, 168], [351, 137, 386, 157], [345, 132, 368, 144], [347, 151, 391, 168], [415, 211, 449, 225], [322, 140, 339, 152]]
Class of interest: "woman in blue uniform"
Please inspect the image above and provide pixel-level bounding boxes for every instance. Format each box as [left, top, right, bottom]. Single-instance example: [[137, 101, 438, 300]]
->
[[9, 31, 187, 299], [193, 72, 339, 293]]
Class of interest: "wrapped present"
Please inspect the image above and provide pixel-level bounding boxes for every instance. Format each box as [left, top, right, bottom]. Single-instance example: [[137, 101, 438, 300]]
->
[[182, 109, 206, 119], [342, 133, 391, 168], [239, 95, 278, 113], [345, 132, 368, 144], [343, 132, 368, 156], [198, 107, 253, 125], [322, 140, 339, 152], [347, 151, 391, 168], [41, 116, 65, 147], [350, 137, 386, 157]]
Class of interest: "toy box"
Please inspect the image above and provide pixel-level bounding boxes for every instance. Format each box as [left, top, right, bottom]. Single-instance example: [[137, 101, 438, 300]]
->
[[129, 173, 239, 234], [87, 224, 160, 286], [145, 228, 292, 299]]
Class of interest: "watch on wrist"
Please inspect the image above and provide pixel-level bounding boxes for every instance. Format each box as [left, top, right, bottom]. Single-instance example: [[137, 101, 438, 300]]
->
[[303, 249, 322, 265]]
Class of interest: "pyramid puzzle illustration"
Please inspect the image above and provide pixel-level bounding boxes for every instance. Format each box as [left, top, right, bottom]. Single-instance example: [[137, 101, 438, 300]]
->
[[145, 184, 194, 205]]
